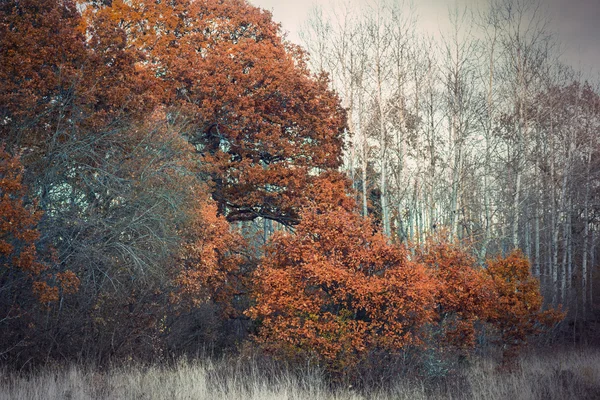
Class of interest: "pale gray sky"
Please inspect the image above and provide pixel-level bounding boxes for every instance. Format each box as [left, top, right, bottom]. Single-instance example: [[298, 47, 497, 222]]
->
[[249, 0, 600, 80]]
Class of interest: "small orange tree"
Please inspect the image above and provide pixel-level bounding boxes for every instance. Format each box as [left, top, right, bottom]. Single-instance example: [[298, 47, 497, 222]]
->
[[485, 250, 564, 363], [415, 236, 494, 351], [248, 207, 436, 369]]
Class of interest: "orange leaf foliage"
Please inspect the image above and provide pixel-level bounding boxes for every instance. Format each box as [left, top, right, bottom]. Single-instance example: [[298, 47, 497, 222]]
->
[[56, 271, 80, 295], [248, 207, 436, 368], [32, 281, 59, 304], [415, 235, 495, 350], [174, 188, 245, 314], [0, 146, 45, 276], [485, 250, 564, 362], [0, 145, 79, 302], [249, 217, 563, 370], [1, 0, 158, 156], [82, 0, 347, 226]]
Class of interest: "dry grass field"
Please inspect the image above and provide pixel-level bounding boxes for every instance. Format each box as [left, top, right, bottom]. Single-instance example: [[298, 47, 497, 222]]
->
[[1, 348, 599, 400]]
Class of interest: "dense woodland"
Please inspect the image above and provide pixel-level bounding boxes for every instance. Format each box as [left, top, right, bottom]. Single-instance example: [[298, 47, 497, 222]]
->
[[0, 0, 594, 380]]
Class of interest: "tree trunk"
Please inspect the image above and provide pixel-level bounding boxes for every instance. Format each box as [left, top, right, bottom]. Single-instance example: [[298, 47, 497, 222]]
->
[[582, 149, 592, 316]]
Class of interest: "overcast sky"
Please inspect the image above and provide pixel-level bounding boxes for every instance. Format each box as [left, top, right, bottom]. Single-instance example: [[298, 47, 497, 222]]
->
[[248, 0, 600, 80]]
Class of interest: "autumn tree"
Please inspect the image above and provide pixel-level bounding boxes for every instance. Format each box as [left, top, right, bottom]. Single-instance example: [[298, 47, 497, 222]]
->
[[84, 0, 347, 227], [415, 235, 494, 351], [485, 250, 563, 364], [414, 236, 563, 364], [1, 0, 216, 358], [248, 207, 436, 370], [0, 0, 87, 151], [0, 0, 157, 159]]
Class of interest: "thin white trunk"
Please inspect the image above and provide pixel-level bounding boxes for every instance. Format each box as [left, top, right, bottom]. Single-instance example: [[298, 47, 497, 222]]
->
[[567, 201, 573, 293], [582, 149, 592, 315], [513, 171, 521, 249], [358, 88, 368, 218], [525, 217, 532, 260], [377, 67, 390, 237], [361, 128, 368, 218], [551, 153, 559, 305], [591, 229, 595, 307], [558, 158, 569, 304], [561, 202, 568, 303], [450, 116, 460, 241], [534, 206, 541, 277]]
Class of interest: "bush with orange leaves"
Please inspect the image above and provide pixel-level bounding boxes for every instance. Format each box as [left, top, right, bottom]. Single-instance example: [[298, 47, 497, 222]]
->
[[414, 236, 495, 352], [415, 237, 562, 365], [485, 250, 564, 364], [249, 210, 563, 371], [248, 207, 437, 370]]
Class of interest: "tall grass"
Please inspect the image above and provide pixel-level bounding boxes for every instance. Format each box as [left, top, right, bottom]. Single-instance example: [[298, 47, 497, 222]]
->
[[1, 348, 599, 399]]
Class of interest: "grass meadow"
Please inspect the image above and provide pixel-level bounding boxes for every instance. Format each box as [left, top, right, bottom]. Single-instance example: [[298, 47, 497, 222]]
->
[[1, 348, 599, 399]]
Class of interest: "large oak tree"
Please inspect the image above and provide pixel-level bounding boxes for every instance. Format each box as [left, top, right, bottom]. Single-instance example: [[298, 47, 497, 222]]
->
[[85, 0, 347, 226]]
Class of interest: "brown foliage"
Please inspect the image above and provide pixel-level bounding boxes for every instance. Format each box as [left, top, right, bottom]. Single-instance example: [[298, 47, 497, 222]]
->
[[248, 207, 437, 369], [0, 147, 44, 275], [485, 250, 564, 363], [0, 0, 87, 148], [83, 0, 347, 226], [0, 146, 79, 303], [0, 0, 157, 158], [250, 221, 563, 371], [175, 191, 246, 315], [414, 235, 495, 351]]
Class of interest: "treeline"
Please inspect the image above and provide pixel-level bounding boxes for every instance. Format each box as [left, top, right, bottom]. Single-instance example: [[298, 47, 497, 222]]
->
[[1, 0, 562, 378], [301, 0, 600, 322]]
